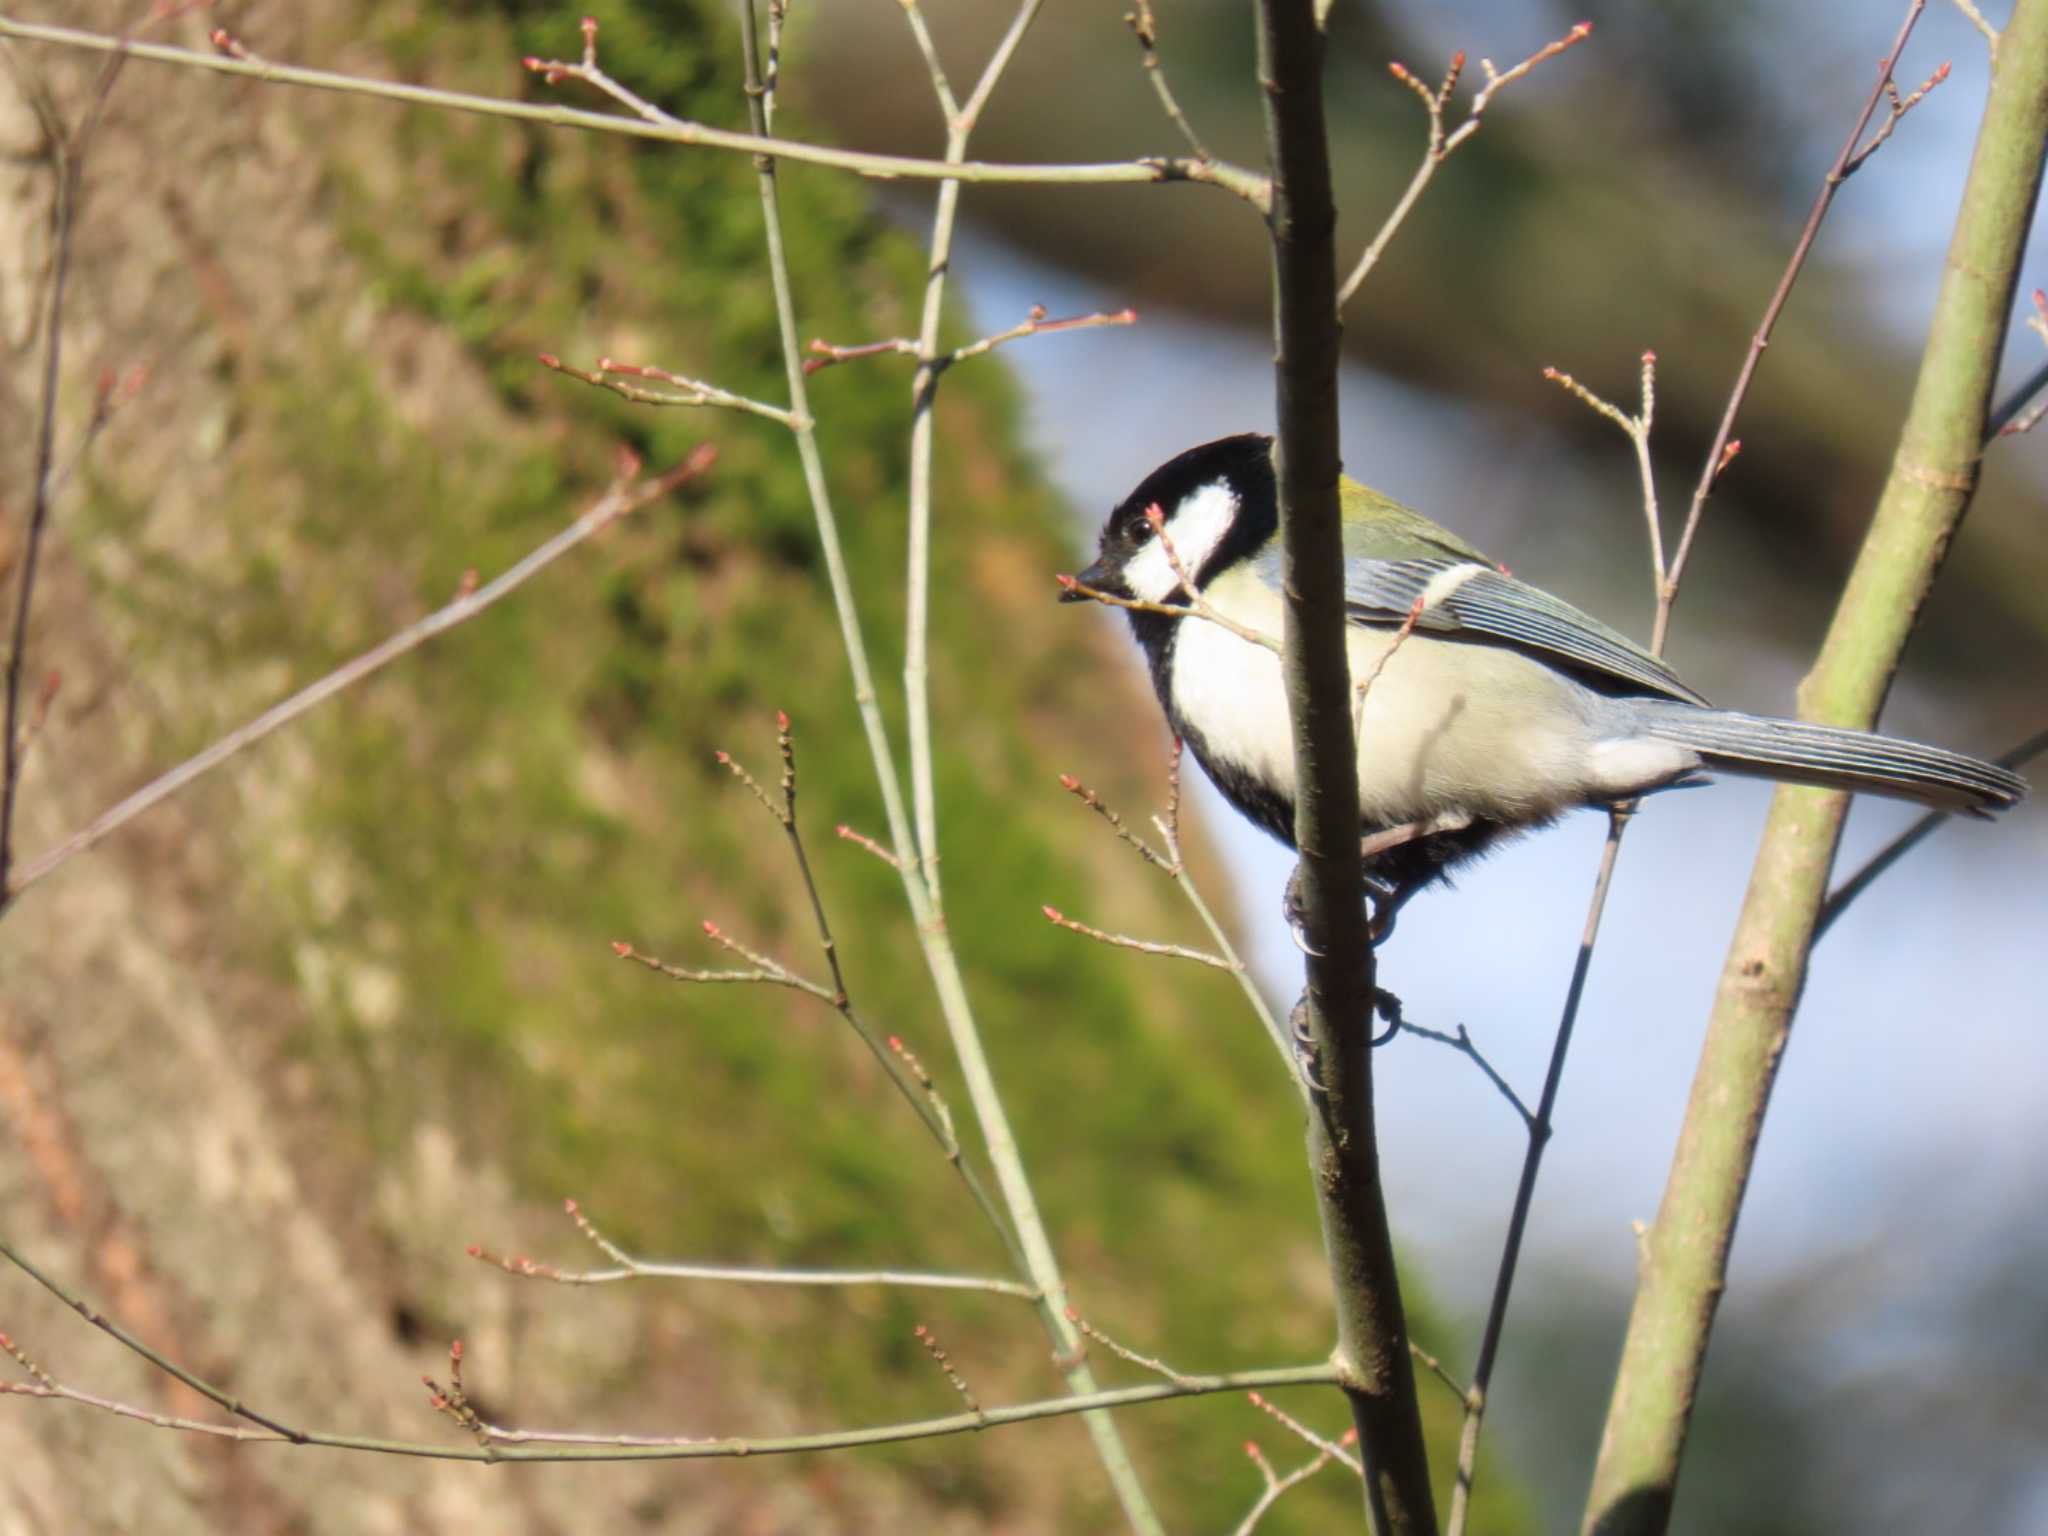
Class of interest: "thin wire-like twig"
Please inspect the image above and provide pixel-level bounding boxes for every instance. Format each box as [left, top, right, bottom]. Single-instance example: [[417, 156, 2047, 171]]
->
[[802, 305, 1137, 376], [1396, 1019, 1534, 1130], [1231, 1438, 1347, 1536], [539, 353, 799, 427], [1125, 1, 1212, 161], [0, 19, 1271, 202], [1246, 1390, 1364, 1477], [467, 1198, 1036, 1298], [1040, 904, 1239, 970], [1063, 1308, 1201, 1389], [4, 448, 716, 903], [1056, 750, 1302, 1096], [897, 0, 1053, 911], [1058, 506, 1283, 656], [1815, 725, 2048, 939], [726, 14, 1159, 1525], [1337, 22, 1593, 309], [1659, 0, 1939, 621], [1, 16, 141, 910], [0, 1236, 1338, 1458]]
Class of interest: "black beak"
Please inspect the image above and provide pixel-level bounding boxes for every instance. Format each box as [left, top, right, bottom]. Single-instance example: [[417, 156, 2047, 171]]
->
[[1060, 558, 1115, 603]]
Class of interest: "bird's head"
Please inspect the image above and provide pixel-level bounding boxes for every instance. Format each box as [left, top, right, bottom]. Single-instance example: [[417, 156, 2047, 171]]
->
[[1062, 434, 1278, 607]]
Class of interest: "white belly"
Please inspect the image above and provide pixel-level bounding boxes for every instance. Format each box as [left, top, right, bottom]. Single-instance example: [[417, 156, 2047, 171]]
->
[[1167, 583, 1692, 828]]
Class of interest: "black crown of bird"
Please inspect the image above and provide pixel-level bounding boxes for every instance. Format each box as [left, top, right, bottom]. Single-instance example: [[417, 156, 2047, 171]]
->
[[1061, 434, 2026, 938]]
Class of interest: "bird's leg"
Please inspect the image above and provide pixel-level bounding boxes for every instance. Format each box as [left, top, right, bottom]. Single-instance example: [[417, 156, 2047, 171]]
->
[[1283, 819, 1435, 954], [1357, 820, 1436, 945]]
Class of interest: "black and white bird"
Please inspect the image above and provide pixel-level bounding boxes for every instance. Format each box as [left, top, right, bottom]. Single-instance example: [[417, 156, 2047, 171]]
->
[[1062, 434, 2026, 934]]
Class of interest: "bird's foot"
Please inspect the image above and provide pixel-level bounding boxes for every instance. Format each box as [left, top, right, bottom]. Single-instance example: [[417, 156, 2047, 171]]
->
[[1282, 858, 1416, 952]]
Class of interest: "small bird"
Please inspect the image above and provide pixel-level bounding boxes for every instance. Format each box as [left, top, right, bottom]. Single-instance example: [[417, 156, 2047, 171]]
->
[[1061, 434, 2027, 935]]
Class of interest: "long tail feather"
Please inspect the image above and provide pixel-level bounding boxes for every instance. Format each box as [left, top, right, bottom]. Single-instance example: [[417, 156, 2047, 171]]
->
[[1631, 702, 2027, 817]]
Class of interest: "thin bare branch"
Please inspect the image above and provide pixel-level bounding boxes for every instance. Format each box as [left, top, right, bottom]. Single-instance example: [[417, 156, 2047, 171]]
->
[[1953, 0, 2002, 54], [1445, 808, 1631, 1536], [1058, 773, 1168, 867], [913, 1324, 984, 1417], [1844, 59, 1952, 175], [1232, 1438, 1347, 1536], [0, 1240, 1338, 1459], [1040, 903, 1239, 970], [1064, 1309, 1201, 1389], [466, 1202, 1036, 1298], [1057, 752, 1301, 1096], [1662, 0, 1936, 610], [1395, 1017, 1535, 1130], [1247, 1389, 1365, 1476], [1125, 2, 1212, 160], [2, 11, 143, 908], [0, 18, 1270, 203], [539, 353, 800, 427], [802, 305, 1136, 376], [5, 448, 716, 904], [1338, 22, 1592, 308], [1815, 725, 2048, 939]]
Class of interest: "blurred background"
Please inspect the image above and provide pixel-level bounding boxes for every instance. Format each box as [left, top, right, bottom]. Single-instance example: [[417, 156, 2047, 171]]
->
[[1, 0, 2043, 1532]]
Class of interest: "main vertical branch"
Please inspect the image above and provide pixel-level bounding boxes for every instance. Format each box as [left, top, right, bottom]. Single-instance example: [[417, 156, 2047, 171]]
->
[[1256, 2, 1435, 1530], [1582, 7, 2048, 1533]]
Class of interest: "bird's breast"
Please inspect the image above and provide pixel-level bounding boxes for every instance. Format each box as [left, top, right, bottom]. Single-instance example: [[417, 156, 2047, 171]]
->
[[1166, 581, 1651, 833]]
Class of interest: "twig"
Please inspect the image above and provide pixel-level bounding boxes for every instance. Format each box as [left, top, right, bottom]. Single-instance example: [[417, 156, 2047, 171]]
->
[[1406, 1340, 1467, 1402], [1542, 354, 1664, 635], [834, 822, 902, 869], [1057, 752, 1302, 1096], [1660, 0, 1937, 621], [1057, 509, 1284, 657], [762, 0, 786, 130], [0, 17, 1271, 204], [4, 447, 716, 904], [898, 0, 1055, 912], [1396, 1019, 1535, 1130], [1247, 1389, 1364, 1476], [1991, 290, 2048, 435], [1232, 1437, 1348, 1536], [1445, 809, 1631, 1535], [912, 1324, 984, 1418], [648, 720, 1026, 1268], [0, 1238, 1338, 1458], [612, 933, 833, 1003], [802, 305, 1137, 377], [1, 15, 139, 909], [1056, 574, 1271, 649], [465, 1198, 1037, 1298], [537, 353, 800, 427], [1337, 22, 1593, 308], [1953, 0, 2001, 55], [1352, 594, 1426, 740], [1063, 1308, 1201, 1389], [1842, 58, 1951, 176], [1814, 725, 2048, 939], [1125, 2, 1212, 160], [728, 13, 1158, 1524], [1058, 773, 1167, 867], [1039, 904, 1238, 970]]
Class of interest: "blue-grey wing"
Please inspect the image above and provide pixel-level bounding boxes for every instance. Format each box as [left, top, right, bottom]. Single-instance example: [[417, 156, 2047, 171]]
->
[[1343, 557, 1707, 705]]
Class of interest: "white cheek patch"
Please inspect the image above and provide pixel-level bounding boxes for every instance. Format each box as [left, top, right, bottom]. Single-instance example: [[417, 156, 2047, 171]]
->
[[1122, 480, 1239, 603]]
